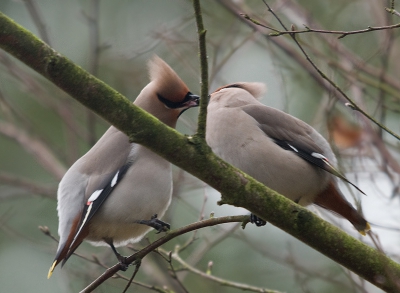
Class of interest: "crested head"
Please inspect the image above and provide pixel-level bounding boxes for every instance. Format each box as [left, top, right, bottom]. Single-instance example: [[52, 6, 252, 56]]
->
[[213, 82, 267, 100], [134, 55, 199, 127], [209, 82, 267, 108], [148, 55, 190, 103]]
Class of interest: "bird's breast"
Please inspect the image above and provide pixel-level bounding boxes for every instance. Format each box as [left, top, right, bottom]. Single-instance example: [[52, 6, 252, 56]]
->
[[86, 148, 173, 245]]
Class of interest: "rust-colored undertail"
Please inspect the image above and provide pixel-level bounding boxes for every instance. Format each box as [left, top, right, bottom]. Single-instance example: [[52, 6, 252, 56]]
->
[[313, 181, 370, 235]]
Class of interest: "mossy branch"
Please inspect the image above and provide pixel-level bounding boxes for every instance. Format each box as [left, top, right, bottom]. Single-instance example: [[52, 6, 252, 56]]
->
[[193, 0, 209, 140], [1, 11, 400, 292]]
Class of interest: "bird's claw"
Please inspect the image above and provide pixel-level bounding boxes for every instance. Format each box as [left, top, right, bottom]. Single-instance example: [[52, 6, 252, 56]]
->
[[118, 258, 129, 271], [138, 214, 170, 233], [250, 213, 267, 227]]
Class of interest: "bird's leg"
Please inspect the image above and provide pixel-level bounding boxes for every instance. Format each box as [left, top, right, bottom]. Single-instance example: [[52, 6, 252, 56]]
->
[[104, 238, 129, 271], [137, 214, 170, 233], [250, 213, 267, 227]]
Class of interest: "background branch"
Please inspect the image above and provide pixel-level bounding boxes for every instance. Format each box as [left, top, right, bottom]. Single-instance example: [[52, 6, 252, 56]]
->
[[259, 0, 400, 141], [163, 247, 282, 293], [217, 0, 400, 177], [242, 14, 400, 39], [0, 121, 66, 179]]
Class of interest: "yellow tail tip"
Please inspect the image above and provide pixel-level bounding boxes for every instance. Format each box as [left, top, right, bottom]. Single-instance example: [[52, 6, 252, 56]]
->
[[358, 222, 371, 236], [47, 261, 57, 279]]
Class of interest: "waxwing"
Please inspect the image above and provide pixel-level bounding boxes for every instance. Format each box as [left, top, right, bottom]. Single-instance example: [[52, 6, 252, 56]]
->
[[206, 82, 370, 235], [48, 56, 199, 278]]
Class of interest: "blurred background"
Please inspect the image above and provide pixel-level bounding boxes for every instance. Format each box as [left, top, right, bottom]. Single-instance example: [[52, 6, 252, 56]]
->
[[1, 0, 400, 292]]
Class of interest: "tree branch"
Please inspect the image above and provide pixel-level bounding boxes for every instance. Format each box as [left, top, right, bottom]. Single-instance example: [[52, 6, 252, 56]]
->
[[242, 13, 400, 39], [385, 7, 400, 18], [0, 172, 56, 198], [193, 0, 209, 140], [252, 1, 400, 142], [1, 11, 400, 292], [160, 247, 282, 293], [80, 215, 250, 292], [0, 121, 66, 179]]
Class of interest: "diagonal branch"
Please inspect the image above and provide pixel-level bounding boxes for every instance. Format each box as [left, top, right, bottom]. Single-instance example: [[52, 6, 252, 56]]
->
[[165, 247, 282, 293], [80, 215, 249, 292], [0, 121, 66, 179], [0, 172, 56, 198]]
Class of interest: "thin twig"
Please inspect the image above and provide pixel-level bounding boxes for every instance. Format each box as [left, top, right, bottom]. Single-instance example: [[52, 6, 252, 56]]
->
[[43, 230, 167, 292], [83, 0, 101, 146], [0, 51, 84, 164], [193, 0, 209, 139], [385, 7, 400, 18], [79, 215, 249, 292], [179, 221, 241, 281], [178, 186, 208, 252], [162, 247, 282, 293], [260, 0, 400, 142], [376, 9, 395, 139], [122, 260, 141, 293], [0, 172, 56, 198], [0, 121, 66, 179], [243, 13, 400, 39], [167, 249, 190, 293]]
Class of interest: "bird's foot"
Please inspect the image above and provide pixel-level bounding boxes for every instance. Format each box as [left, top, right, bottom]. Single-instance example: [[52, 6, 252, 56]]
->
[[250, 213, 267, 227], [117, 256, 129, 271], [138, 214, 170, 233], [106, 239, 130, 271]]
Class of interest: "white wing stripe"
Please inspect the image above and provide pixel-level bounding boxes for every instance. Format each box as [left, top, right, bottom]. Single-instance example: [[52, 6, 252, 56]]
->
[[111, 171, 120, 187], [87, 189, 103, 203]]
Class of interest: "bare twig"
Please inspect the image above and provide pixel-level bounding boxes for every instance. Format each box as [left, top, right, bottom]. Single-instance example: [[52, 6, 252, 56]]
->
[[122, 261, 141, 293], [258, 0, 400, 142], [178, 186, 208, 253], [0, 172, 56, 198], [243, 13, 400, 39], [193, 0, 209, 140], [0, 121, 66, 179], [162, 247, 282, 293], [166, 250, 190, 293], [80, 215, 249, 292], [179, 221, 241, 282], [83, 0, 101, 146], [0, 51, 86, 163], [42, 226, 169, 292], [385, 7, 400, 18]]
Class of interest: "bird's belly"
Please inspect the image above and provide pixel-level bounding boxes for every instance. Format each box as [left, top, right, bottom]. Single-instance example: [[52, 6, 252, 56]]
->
[[214, 136, 330, 206], [85, 164, 172, 246]]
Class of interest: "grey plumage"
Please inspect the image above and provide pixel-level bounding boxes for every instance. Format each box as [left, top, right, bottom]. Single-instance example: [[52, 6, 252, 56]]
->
[[48, 56, 199, 278], [206, 82, 369, 233]]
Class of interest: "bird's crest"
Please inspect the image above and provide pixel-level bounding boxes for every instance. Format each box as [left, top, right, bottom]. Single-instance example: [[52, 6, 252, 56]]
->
[[148, 55, 189, 103], [213, 82, 267, 100]]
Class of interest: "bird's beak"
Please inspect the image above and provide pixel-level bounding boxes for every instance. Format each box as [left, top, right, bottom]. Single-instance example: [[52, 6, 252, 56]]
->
[[183, 92, 200, 108]]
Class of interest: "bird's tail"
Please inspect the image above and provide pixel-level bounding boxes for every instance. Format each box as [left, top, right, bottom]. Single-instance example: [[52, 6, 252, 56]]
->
[[313, 181, 370, 235]]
